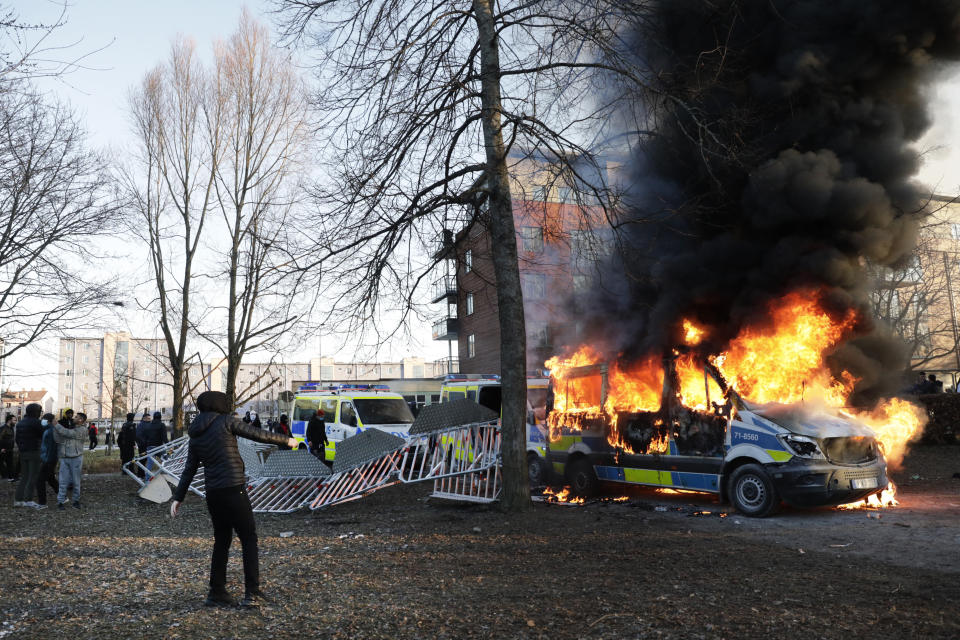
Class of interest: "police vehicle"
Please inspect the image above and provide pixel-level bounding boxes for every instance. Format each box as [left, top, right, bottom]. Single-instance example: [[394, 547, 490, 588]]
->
[[290, 383, 415, 461], [439, 374, 552, 485], [548, 358, 888, 516]]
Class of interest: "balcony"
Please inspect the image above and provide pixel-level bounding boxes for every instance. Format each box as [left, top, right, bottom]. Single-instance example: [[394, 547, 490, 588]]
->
[[431, 229, 456, 260], [433, 356, 460, 375], [432, 316, 459, 341], [430, 275, 458, 304]]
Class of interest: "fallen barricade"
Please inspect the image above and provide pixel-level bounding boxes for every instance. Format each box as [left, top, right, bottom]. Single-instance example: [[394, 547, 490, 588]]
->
[[123, 399, 506, 512]]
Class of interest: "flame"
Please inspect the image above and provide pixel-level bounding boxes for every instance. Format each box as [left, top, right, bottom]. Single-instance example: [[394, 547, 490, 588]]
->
[[545, 288, 928, 510], [712, 290, 858, 406], [838, 482, 898, 509], [542, 487, 585, 505], [683, 319, 706, 345]]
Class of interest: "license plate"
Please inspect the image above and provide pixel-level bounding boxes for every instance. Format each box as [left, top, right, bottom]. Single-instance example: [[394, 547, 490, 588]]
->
[[851, 477, 878, 489]]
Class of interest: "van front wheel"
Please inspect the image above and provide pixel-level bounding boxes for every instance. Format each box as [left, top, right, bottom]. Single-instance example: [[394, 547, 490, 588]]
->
[[729, 464, 779, 517]]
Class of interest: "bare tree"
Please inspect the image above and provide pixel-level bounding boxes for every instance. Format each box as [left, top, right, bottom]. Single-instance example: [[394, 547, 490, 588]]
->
[[0, 83, 116, 362], [273, 0, 639, 510], [127, 15, 312, 429], [125, 38, 220, 437], [198, 11, 310, 407], [871, 207, 960, 373]]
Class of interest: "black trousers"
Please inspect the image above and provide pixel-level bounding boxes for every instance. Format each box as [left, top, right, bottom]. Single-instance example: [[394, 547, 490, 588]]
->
[[36, 460, 59, 505], [204, 485, 259, 594], [0, 448, 13, 479]]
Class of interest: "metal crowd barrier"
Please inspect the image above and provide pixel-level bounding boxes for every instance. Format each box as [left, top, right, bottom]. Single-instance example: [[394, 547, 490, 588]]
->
[[124, 399, 507, 512], [247, 450, 331, 513], [309, 429, 408, 510]]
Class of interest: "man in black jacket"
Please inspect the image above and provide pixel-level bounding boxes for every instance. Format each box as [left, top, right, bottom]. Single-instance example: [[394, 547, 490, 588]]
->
[[306, 409, 328, 461], [117, 413, 138, 475], [13, 403, 44, 508], [170, 391, 296, 608], [0, 414, 15, 480], [141, 412, 169, 478]]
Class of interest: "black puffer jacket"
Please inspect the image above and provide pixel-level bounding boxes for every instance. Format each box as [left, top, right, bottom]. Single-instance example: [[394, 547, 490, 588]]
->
[[173, 412, 289, 501], [141, 417, 169, 449], [15, 405, 44, 452], [117, 421, 138, 457]]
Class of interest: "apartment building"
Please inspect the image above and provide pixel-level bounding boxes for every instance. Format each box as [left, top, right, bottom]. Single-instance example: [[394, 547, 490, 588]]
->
[[433, 149, 620, 374], [58, 332, 212, 419]]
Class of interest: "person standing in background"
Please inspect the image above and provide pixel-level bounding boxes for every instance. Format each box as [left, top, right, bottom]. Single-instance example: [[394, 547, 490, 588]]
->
[[55, 411, 88, 509], [13, 403, 44, 508], [117, 413, 138, 475], [0, 414, 15, 481], [36, 413, 59, 509], [306, 409, 327, 461]]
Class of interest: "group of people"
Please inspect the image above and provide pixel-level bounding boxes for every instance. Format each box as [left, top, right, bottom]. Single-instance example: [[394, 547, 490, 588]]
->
[[117, 410, 170, 476], [7, 405, 88, 510]]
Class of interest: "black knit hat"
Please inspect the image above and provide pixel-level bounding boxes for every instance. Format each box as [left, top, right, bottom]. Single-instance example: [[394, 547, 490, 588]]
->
[[196, 391, 231, 414]]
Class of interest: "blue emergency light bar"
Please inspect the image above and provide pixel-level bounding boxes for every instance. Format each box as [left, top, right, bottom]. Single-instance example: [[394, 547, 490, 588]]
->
[[296, 382, 391, 393]]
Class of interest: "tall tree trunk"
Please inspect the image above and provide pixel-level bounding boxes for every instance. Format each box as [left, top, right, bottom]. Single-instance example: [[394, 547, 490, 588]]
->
[[473, 0, 530, 511], [171, 368, 184, 438]]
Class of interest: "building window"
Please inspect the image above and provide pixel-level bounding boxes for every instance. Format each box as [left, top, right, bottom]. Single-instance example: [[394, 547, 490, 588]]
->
[[528, 323, 549, 348], [558, 186, 572, 203], [519, 226, 543, 253], [83, 343, 90, 350], [952, 223, 960, 240], [573, 274, 590, 292], [522, 273, 547, 300], [533, 186, 548, 201], [82, 355, 89, 364], [468, 334, 475, 358], [466, 292, 474, 316], [464, 249, 472, 273]]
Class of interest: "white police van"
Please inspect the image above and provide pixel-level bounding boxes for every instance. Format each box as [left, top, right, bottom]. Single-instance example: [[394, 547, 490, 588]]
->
[[290, 383, 415, 461], [439, 374, 552, 485]]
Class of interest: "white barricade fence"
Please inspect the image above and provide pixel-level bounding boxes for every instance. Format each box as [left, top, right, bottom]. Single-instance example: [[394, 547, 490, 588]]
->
[[247, 450, 331, 513]]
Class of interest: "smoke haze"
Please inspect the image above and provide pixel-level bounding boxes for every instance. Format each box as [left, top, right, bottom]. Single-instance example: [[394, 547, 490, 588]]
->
[[578, 0, 960, 406]]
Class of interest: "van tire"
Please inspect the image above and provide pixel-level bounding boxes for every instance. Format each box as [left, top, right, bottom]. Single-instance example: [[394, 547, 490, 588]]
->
[[297, 443, 306, 450], [527, 453, 548, 486], [567, 458, 598, 497], [728, 464, 779, 517]]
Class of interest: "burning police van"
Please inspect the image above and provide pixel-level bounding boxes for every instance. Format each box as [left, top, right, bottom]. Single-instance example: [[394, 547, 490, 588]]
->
[[545, 357, 889, 516]]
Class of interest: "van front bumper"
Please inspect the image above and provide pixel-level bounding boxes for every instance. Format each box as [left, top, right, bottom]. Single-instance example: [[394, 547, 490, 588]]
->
[[767, 457, 888, 507]]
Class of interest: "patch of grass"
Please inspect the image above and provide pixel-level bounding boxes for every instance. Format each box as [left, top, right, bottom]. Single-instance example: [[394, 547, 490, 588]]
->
[[82, 447, 123, 474]]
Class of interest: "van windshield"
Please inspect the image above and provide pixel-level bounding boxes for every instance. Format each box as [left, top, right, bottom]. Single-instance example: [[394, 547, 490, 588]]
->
[[354, 398, 414, 424], [293, 398, 319, 421]]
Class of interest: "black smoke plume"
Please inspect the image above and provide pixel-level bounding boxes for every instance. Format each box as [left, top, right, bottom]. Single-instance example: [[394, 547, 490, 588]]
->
[[579, 0, 960, 407]]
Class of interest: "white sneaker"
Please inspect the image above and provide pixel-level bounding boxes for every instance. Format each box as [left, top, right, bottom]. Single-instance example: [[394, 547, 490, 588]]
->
[[13, 501, 23, 507], [22, 501, 39, 508], [34, 503, 48, 510]]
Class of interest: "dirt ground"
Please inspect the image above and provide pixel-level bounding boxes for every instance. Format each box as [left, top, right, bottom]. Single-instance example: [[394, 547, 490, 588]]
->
[[1, 444, 958, 640]]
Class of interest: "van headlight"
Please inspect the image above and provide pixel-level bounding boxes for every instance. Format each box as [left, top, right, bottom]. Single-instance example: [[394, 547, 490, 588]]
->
[[778, 434, 825, 459]]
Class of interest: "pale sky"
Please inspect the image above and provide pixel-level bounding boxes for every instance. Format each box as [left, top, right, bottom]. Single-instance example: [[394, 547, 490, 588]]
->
[[4, 0, 960, 393], [4, 0, 450, 392]]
